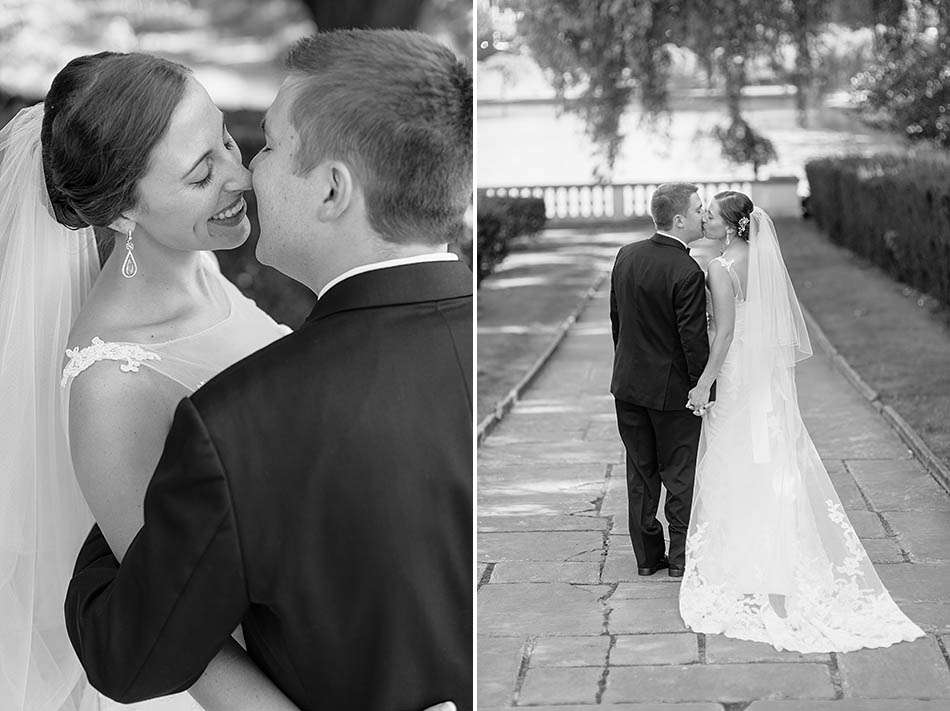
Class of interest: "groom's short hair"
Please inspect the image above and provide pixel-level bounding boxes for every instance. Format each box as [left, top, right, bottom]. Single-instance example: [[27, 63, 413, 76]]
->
[[284, 30, 472, 245], [650, 183, 699, 230]]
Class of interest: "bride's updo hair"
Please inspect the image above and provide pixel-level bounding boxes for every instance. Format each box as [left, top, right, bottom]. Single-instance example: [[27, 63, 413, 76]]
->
[[41, 52, 191, 230], [714, 190, 754, 241]]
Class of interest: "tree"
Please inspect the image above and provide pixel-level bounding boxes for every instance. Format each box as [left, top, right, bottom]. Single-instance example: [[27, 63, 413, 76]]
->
[[512, 0, 787, 178], [477, 0, 499, 60], [508, 0, 672, 172], [787, 0, 828, 127], [295, 0, 427, 30], [853, 0, 950, 148]]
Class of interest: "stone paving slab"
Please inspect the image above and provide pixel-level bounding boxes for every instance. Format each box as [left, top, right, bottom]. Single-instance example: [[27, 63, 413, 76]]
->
[[703, 635, 831, 664], [478, 530, 605, 562], [860, 537, 906, 564], [837, 635, 950, 699], [476, 636, 524, 708], [519, 666, 601, 705], [828, 461, 870, 510], [531, 635, 610, 666], [479, 439, 621, 465], [805, 412, 913, 460], [480, 707, 724, 711], [585, 420, 625, 441], [611, 581, 683, 599], [747, 702, 950, 710], [491, 561, 602, 584], [612, 633, 699, 665], [881, 511, 950, 563], [477, 514, 610, 532], [846, 510, 888, 538], [477, 491, 600, 518], [875, 563, 950, 602], [894, 602, 950, 633], [507, 395, 616, 416], [602, 663, 836, 703], [478, 461, 609, 484], [607, 597, 690, 634], [845, 459, 950, 511], [479, 583, 608, 636]]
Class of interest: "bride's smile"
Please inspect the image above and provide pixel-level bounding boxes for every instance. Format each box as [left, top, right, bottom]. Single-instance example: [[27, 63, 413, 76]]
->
[[122, 77, 254, 253]]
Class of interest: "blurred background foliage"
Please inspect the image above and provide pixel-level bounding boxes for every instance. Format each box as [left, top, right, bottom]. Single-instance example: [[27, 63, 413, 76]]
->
[[806, 151, 950, 307], [482, 0, 948, 179], [475, 195, 546, 285], [0, 0, 473, 327]]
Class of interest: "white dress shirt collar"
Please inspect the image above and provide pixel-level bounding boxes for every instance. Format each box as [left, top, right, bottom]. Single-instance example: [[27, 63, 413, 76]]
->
[[318, 252, 459, 300]]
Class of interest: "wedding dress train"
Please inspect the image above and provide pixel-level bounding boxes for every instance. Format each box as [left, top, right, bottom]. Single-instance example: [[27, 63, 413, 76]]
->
[[679, 215, 924, 653]]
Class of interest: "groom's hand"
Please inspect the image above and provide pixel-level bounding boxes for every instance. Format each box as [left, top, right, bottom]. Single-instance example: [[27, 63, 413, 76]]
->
[[687, 382, 713, 416]]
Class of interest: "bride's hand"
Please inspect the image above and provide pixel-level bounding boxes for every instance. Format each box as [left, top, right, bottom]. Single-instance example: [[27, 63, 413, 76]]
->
[[423, 703, 455, 711], [687, 383, 711, 415]]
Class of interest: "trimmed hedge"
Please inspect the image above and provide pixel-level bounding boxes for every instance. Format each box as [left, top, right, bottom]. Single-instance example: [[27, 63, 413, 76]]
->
[[475, 196, 547, 285], [805, 154, 950, 307]]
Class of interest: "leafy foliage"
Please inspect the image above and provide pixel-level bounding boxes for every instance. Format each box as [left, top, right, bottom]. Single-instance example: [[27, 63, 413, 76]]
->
[[476, 196, 547, 285], [506, 0, 669, 173], [806, 153, 950, 307], [506, 0, 948, 176], [477, 0, 498, 60], [713, 118, 778, 178], [294, 0, 426, 30], [510, 0, 786, 176], [852, 2, 950, 148]]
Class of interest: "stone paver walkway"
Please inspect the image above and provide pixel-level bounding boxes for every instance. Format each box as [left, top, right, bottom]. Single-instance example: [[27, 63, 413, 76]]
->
[[477, 254, 950, 709]]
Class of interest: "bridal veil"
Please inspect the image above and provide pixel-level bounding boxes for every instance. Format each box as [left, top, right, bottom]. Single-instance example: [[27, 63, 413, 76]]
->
[[0, 104, 99, 709]]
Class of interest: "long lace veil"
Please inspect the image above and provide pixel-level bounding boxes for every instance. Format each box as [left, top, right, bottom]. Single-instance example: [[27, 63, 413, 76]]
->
[[0, 104, 99, 709], [743, 206, 812, 463]]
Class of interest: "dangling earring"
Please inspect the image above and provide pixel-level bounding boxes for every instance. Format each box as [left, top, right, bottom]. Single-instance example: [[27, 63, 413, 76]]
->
[[121, 228, 137, 278], [725, 230, 733, 247]]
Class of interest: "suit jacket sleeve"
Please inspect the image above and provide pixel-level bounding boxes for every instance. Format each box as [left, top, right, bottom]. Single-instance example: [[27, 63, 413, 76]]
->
[[65, 397, 248, 704], [673, 268, 710, 388], [609, 269, 620, 348]]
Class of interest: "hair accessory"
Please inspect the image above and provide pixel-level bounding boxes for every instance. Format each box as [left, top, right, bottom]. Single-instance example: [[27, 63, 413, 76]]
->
[[121, 228, 137, 278], [737, 215, 750, 239]]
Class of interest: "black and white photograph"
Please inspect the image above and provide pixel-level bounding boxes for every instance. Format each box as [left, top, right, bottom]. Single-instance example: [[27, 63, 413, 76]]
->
[[0, 1, 473, 710], [476, 0, 950, 707]]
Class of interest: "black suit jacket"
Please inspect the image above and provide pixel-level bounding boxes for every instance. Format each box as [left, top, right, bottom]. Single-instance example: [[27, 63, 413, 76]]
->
[[65, 261, 473, 711], [610, 233, 710, 410]]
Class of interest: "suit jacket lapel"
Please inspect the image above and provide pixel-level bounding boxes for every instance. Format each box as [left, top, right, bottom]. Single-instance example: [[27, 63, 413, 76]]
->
[[651, 232, 689, 253], [305, 261, 473, 324]]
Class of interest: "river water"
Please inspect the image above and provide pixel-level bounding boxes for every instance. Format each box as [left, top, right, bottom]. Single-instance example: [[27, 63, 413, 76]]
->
[[477, 96, 906, 190]]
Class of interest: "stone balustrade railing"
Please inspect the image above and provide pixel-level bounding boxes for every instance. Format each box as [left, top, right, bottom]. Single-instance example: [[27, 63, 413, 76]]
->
[[478, 176, 801, 225]]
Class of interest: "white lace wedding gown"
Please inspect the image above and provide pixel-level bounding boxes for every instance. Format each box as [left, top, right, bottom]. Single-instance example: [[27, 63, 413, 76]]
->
[[679, 254, 924, 653], [59, 253, 291, 710]]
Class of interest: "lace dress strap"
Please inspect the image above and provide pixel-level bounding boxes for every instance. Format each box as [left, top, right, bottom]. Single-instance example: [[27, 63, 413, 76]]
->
[[711, 255, 745, 301], [60, 337, 161, 388]]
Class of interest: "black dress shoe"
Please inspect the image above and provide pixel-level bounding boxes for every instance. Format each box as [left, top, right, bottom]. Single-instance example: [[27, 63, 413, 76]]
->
[[637, 557, 669, 576], [668, 566, 684, 578]]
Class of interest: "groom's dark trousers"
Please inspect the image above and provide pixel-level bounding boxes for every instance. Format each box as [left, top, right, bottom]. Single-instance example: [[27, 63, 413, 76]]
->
[[610, 233, 710, 571], [65, 261, 473, 711]]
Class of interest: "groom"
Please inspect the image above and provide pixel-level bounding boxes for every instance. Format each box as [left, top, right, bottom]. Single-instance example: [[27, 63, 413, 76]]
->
[[65, 30, 472, 711], [610, 183, 709, 578]]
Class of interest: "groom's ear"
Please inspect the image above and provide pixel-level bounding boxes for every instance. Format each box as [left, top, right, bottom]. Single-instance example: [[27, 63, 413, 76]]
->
[[314, 161, 354, 222]]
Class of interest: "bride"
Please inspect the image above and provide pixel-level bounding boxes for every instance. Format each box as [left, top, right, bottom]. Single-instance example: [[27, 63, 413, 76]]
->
[[0, 52, 453, 711], [678, 190, 925, 653]]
